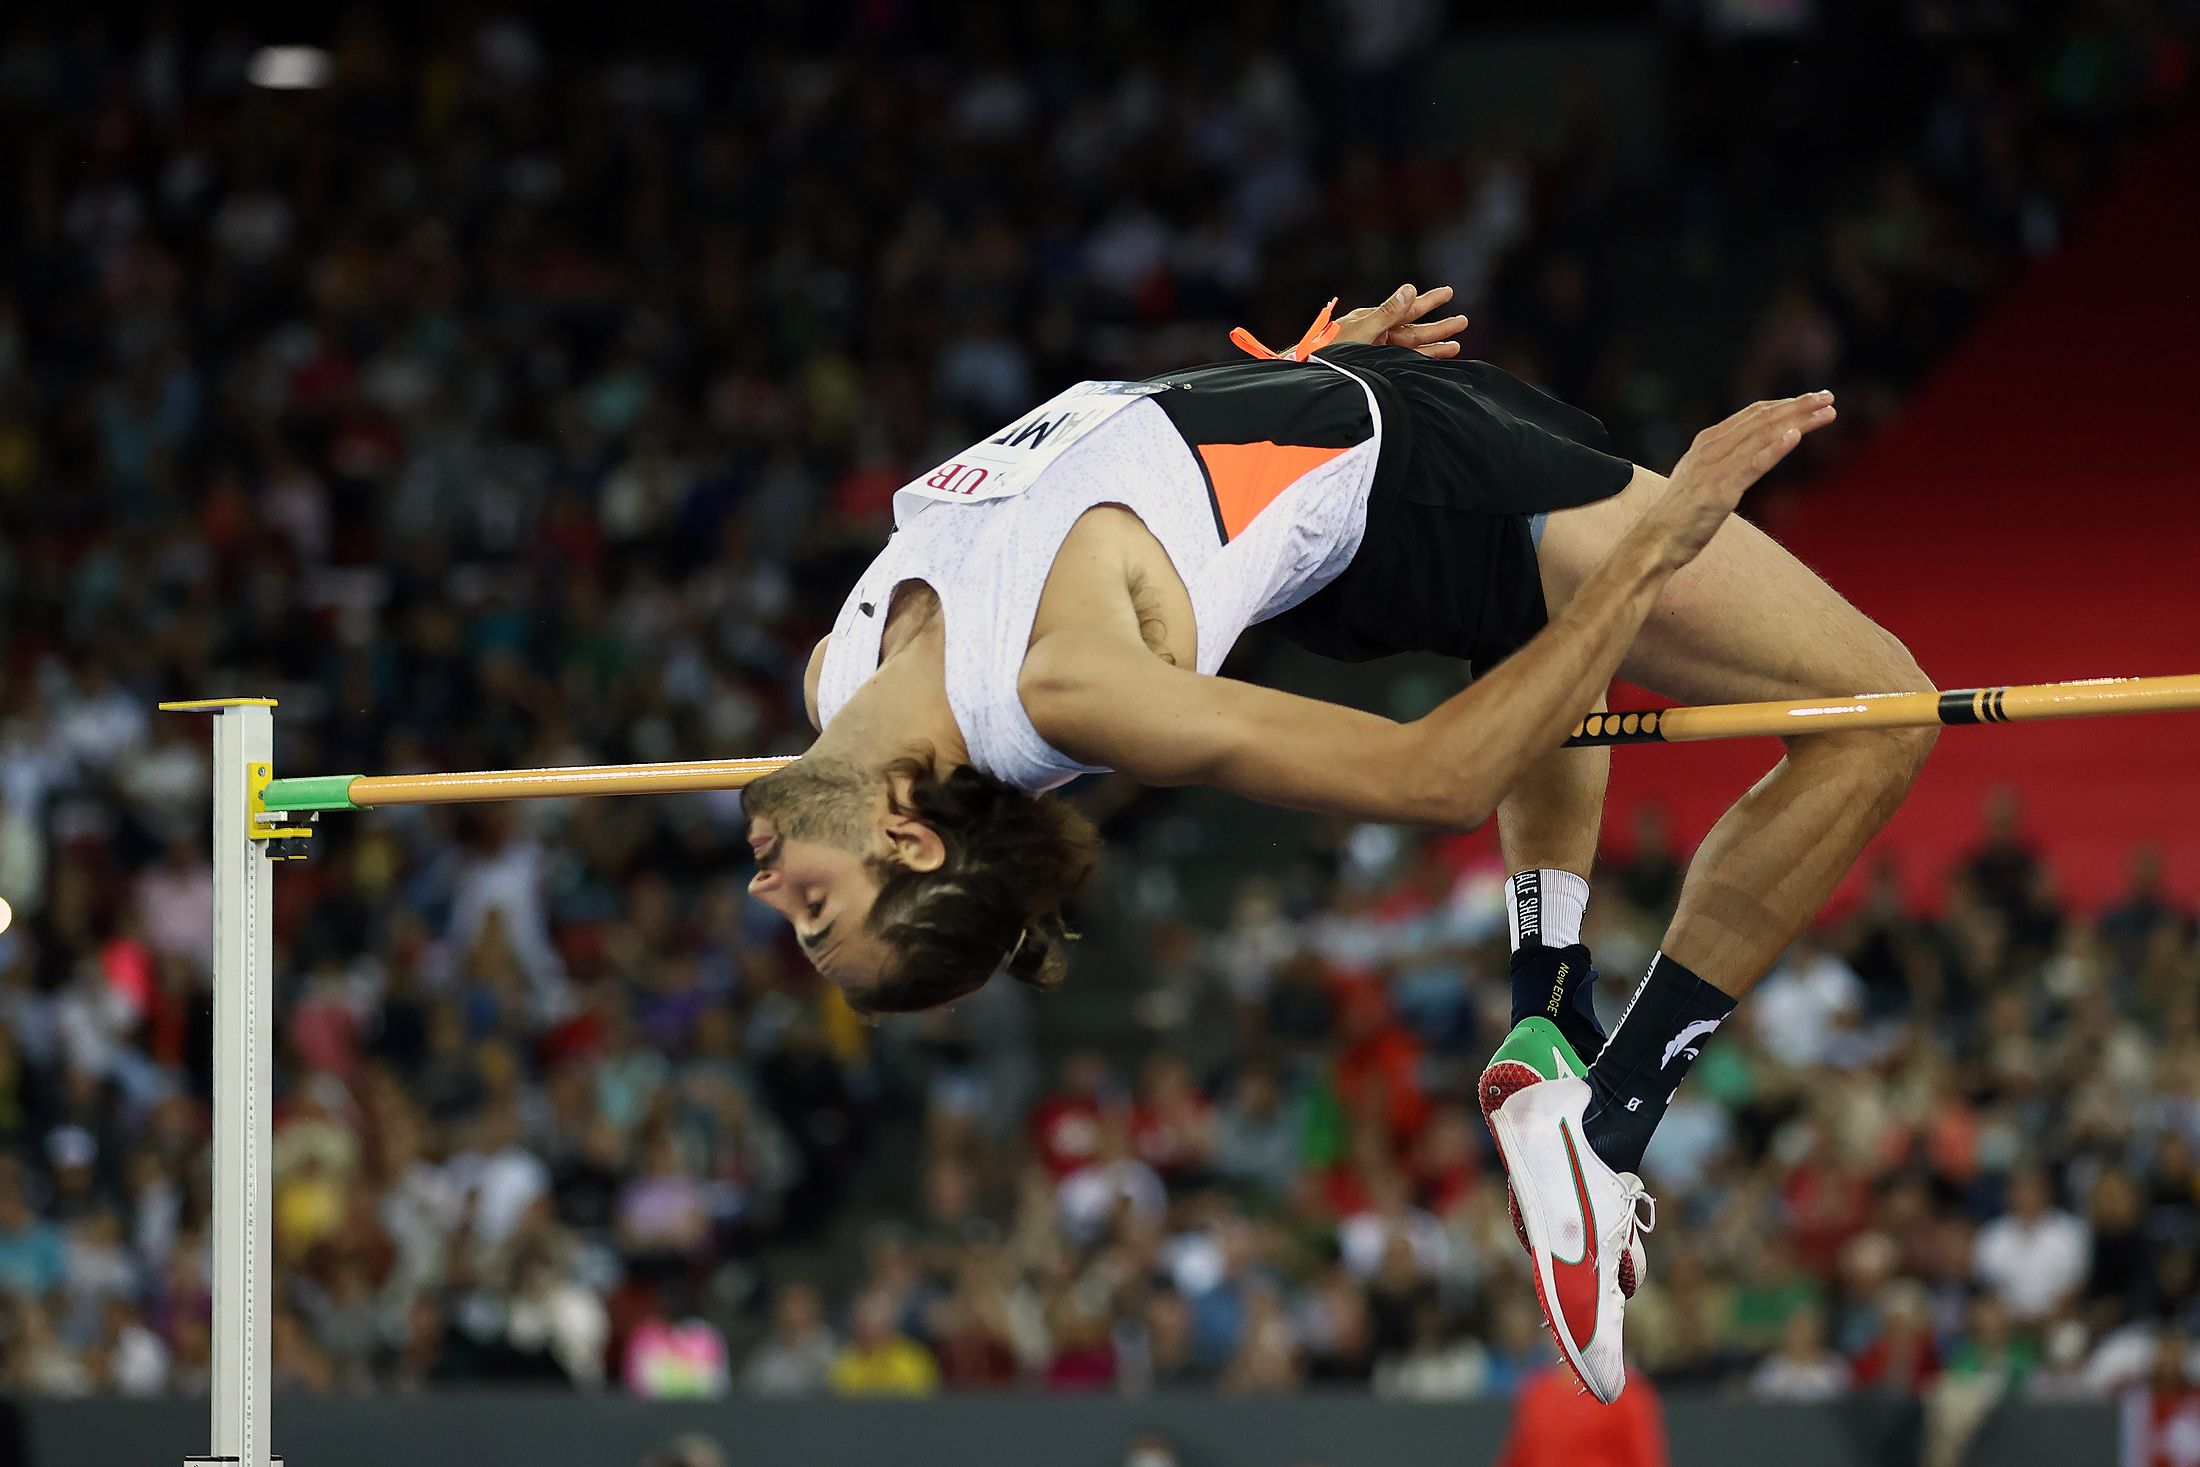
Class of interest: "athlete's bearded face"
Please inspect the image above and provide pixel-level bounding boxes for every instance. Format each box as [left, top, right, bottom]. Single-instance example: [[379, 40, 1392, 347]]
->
[[742, 758, 902, 996]]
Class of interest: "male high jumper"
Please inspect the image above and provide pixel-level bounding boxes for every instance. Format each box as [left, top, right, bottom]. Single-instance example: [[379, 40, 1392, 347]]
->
[[739, 285, 1935, 1398]]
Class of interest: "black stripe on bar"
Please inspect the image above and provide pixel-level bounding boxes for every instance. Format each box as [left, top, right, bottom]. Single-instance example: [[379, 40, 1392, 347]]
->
[[1937, 689, 1983, 725], [1989, 687, 2008, 722]]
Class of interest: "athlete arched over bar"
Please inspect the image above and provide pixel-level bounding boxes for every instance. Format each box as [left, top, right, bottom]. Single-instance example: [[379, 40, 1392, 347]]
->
[[738, 283, 1930, 1401]]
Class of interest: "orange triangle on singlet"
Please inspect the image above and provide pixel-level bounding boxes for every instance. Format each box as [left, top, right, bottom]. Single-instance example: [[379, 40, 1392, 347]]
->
[[1196, 440, 1353, 540]]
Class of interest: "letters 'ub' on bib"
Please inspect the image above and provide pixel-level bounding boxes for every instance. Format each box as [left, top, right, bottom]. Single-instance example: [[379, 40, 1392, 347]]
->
[[893, 380, 1167, 527]]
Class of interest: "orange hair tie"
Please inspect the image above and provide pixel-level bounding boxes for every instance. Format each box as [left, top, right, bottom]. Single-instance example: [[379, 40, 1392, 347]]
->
[[1227, 326, 1280, 360], [1229, 297, 1342, 363]]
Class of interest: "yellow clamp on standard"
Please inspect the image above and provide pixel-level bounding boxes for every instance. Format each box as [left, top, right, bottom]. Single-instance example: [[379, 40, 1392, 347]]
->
[[247, 763, 316, 860]]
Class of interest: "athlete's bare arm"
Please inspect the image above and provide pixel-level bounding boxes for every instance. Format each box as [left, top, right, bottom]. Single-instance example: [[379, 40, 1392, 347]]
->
[[1025, 393, 1837, 829]]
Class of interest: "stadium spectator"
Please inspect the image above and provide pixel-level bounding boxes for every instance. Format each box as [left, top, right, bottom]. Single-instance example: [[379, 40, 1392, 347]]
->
[[1850, 1281, 1943, 1395], [1119, 1431, 1180, 1467], [1212, 1067, 1303, 1200], [2121, 1332, 2200, 1467], [1494, 1360, 1670, 1467], [0, 1167, 64, 1298], [1372, 1298, 1488, 1401], [828, 1288, 939, 1399], [740, 1282, 837, 1398], [1973, 1166, 2092, 1324], [1749, 1305, 1853, 1402]]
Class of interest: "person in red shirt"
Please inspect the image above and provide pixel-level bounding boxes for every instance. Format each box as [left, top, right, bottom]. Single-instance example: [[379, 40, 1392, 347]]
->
[[1850, 1281, 1942, 1394], [928, 1287, 1020, 1391], [1494, 1359, 1670, 1467], [1781, 1113, 1875, 1278], [1330, 987, 1428, 1143], [1131, 1052, 1217, 1183], [2122, 1330, 2200, 1467], [1408, 1101, 1483, 1215], [1029, 1050, 1115, 1181], [1044, 1295, 1117, 1393]]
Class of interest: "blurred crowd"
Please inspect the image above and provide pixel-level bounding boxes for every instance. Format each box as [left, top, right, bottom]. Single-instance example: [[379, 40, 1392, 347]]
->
[[720, 808, 2200, 1410], [1, 0, 2198, 1414]]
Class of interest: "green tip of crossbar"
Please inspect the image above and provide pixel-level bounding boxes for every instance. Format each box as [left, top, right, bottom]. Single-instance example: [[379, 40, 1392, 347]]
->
[[262, 775, 364, 812]]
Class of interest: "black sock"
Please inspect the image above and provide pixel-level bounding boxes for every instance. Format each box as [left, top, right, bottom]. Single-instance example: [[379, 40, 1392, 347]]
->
[[1582, 951, 1735, 1174], [1508, 943, 1607, 1061]]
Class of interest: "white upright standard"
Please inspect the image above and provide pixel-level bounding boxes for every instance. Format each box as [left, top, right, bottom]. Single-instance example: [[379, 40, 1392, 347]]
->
[[163, 699, 287, 1467]]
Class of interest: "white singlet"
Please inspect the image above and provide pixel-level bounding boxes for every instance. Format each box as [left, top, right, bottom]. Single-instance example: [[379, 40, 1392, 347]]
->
[[816, 357, 1384, 793]]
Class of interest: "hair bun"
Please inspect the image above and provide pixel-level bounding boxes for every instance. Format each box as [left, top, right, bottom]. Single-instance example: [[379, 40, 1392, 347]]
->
[[1005, 919, 1072, 991]]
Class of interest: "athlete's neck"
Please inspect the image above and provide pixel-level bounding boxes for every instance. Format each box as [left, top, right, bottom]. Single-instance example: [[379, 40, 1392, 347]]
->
[[810, 605, 970, 774]]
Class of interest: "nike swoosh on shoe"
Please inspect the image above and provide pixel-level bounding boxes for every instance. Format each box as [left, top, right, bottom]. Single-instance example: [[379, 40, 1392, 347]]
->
[[1548, 1118, 1601, 1354]]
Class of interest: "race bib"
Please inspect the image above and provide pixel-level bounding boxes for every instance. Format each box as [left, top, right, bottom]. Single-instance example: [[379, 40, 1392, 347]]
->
[[893, 380, 1167, 525]]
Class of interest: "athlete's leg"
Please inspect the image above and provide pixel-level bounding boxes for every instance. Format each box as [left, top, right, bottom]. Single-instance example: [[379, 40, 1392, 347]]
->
[[1487, 463, 1932, 1400], [1486, 698, 1633, 1299], [1535, 465, 1937, 993], [1496, 708, 1608, 878], [1530, 464, 1933, 1177], [1495, 699, 1611, 1061]]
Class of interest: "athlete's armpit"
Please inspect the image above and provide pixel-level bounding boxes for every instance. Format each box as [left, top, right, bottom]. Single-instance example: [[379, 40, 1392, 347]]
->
[[1018, 632, 1481, 828], [804, 636, 831, 732]]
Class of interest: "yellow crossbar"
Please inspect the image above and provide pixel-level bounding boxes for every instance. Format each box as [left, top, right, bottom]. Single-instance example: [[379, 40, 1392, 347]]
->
[[1564, 673, 2200, 746], [248, 673, 2200, 810]]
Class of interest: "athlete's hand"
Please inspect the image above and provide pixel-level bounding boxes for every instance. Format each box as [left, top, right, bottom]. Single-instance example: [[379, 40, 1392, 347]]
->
[[1332, 284, 1471, 358], [1641, 392, 1837, 566]]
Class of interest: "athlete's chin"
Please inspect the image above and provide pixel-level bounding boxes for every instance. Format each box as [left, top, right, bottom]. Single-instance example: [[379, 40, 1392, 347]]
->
[[813, 952, 881, 997], [827, 972, 892, 1016]]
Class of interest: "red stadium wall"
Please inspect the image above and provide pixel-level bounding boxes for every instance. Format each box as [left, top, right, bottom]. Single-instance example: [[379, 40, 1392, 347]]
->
[[1601, 111, 2200, 911]]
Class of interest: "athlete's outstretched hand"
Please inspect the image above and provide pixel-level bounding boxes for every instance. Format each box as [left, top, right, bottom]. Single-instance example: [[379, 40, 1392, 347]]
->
[[1332, 284, 1471, 358], [1641, 392, 1838, 566]]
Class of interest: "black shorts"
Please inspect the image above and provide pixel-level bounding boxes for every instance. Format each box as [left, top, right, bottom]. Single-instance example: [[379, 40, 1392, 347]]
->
[[1271, 343, 1634, 674]]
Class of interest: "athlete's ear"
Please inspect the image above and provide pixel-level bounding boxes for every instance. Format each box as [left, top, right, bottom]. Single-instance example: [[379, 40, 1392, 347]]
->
[[881, 810, 947, 873]]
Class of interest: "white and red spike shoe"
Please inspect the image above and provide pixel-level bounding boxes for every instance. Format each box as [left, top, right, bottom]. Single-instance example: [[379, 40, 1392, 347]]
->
[[1489, 1074, 1656, 1403], [1477, 1018, 1644, 1297]]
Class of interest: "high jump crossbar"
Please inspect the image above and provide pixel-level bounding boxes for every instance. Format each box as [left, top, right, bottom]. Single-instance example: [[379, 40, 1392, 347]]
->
[[158, 669, 2199, 1467], [236, 672, 2200, 814]]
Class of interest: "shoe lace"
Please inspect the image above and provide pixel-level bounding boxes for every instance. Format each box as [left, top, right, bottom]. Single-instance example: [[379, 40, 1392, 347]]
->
[[1612, 1178, 1656, 1250]]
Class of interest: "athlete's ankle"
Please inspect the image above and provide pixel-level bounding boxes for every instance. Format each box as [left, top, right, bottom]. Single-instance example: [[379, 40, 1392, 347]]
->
[[1507, 941, 1607, 1059], [1554, 973, 1607, 1062], [1582, 1026, 1648, 1167], [1579, 950, 1734, 1176], [1582, 1083, 1651, 1175]]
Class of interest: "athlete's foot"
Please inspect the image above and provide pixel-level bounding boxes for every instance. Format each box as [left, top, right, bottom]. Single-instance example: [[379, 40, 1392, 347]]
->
[[1489, 1074, 1656, 1403], [1479, 1018, 1642, 1297]]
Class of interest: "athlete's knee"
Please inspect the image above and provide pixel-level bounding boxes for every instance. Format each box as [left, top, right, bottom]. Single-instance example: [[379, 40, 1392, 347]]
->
[[1801, 727, 1931, 834], [1872, 717, 1937, 802], [1872, 635, 1938, 786], [1793, 631, 1936, 811]]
